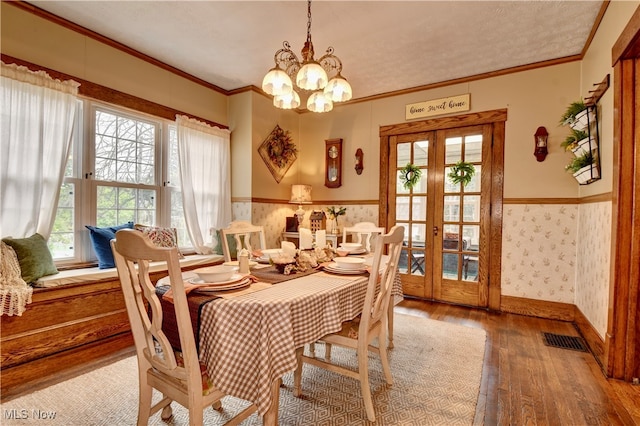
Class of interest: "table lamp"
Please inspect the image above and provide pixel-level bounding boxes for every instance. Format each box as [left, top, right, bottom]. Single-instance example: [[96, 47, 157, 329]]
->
[[289, 184, 312, 225]]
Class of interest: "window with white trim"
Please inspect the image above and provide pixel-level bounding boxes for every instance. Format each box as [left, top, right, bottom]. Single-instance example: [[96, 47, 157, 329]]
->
[[49, 100, 189, 264]]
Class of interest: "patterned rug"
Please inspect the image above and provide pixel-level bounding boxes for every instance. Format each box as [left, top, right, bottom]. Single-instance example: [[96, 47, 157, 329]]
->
[[1, 314, 486, 425]]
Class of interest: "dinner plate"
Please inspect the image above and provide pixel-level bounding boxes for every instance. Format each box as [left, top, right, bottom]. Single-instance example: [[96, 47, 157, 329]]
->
[[324, 262, 368, 275], [192, 278, 252, 292], [187, 274, 246, 287], [347, 248, 367, 255]]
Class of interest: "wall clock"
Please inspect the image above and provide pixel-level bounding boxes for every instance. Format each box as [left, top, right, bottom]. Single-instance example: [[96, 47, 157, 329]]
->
[[325, 138, 343, 188]]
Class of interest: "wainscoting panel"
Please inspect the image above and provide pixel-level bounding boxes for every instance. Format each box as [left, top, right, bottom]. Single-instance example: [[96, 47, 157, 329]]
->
[[501, 204, 578, 304]]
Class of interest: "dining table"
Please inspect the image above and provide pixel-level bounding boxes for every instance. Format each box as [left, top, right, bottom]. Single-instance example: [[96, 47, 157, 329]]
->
[[156, 254, 402, 425]]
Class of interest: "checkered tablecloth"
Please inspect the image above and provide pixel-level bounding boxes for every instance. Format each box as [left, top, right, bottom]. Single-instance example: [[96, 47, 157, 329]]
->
[[197, 272, 369, 415]]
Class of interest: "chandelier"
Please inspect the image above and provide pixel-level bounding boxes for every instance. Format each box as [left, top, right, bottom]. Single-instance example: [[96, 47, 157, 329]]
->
[[261, 0, 352, 113]]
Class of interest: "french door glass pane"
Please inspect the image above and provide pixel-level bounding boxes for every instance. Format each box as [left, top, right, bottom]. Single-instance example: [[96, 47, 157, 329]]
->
[[445, 136, 462, 163], [397, 143, 411, 167], [414, 140, 429, 166], [465, 135, 483, 162]]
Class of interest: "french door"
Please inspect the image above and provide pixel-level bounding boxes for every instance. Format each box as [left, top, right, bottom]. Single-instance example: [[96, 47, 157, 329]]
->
[[380, 110, 506, 308]]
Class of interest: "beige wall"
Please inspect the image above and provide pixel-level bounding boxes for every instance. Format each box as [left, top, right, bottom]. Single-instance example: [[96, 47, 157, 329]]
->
[[295, 64, 585, 200], [4, 0, 638, 334], [1, 3, 228, 126]]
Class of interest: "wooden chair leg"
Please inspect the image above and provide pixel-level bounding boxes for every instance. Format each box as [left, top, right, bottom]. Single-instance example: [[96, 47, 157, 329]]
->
[[137, 377, 153, 425], [388, 303, 395, 349], [293, 347, 304, 397], [358, 348, 375, 422]]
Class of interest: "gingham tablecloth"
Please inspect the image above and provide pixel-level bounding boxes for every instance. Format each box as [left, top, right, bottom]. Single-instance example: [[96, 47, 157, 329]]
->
[[197, 270, 400, 416]]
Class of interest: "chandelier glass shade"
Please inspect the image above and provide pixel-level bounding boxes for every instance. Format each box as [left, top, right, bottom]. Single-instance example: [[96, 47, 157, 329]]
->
[[261, 67, 293, 96], [262, 0, 352, 113]]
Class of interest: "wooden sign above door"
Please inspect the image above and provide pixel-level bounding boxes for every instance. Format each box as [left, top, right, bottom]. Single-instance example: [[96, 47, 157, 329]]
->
[[405, 93, 470, 120]]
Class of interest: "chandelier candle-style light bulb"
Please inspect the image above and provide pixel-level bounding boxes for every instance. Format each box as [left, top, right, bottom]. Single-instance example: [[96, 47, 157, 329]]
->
[[262, 0, 351, 113]]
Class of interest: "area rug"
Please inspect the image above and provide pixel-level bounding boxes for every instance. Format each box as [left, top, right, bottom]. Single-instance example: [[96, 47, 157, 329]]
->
[[1, 314, 486, 425]]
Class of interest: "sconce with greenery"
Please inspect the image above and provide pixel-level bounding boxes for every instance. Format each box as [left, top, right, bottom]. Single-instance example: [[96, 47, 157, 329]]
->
[[447, 161, 476, 186]]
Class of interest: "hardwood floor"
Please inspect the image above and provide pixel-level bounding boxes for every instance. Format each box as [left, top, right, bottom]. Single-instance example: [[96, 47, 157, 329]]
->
[[396, 298, 640, 426], [4, 298, 639, 424]]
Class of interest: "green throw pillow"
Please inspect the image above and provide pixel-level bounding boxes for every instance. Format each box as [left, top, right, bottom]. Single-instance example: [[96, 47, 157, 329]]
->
[[2, 233, 58, 283]]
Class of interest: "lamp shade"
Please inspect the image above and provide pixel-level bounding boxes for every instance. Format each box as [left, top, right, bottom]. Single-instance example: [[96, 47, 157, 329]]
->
[[324, 75, 353, 102], [307, 92, 333, 113], [273, 90, 301, 109], [296, 61, 328, 91], [262, 67, 293, 96], [290, 184, 312, 204]]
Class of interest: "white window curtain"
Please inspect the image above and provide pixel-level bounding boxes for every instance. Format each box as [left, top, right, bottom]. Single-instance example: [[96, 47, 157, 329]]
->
[[0, 62, 79, 239], [176, 115, 232, 254]]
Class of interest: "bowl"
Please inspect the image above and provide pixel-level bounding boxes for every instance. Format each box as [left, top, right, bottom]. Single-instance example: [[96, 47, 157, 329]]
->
[[339, 242, 363, 253], [333, 256, 366, 270], [193, 265, 236, 282]]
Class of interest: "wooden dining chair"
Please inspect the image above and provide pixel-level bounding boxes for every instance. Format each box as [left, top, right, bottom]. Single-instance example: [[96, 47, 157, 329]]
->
[[111, 229, 257, 425], [220, 221, 267, 262], [293, 225, 404, 422], [342, 222, 385, 252]]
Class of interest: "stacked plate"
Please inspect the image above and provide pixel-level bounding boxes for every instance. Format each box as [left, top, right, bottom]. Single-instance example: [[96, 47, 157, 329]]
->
[[187, 274, 252, 292], [324, 257, 368, 275], [338, 242, 367, 255]]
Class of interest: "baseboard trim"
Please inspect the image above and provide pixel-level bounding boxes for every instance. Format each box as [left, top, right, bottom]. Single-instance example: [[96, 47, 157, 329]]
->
[[574, 306, 606, 369], [500, 295, 606, 370], [500, 295, 575, 322]]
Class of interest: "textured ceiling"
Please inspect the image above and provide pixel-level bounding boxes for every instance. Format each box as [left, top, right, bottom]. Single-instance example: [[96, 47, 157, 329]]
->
[[27, 1, 603, 102]]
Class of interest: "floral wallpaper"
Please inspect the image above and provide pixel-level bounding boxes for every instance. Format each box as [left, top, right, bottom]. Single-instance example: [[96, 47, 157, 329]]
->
[[238, 200, 611, 339], [501, 204, 578, 304], [501, 202, 611, 339], [574, 202, 611, 338], [232, 201, 379, 248]]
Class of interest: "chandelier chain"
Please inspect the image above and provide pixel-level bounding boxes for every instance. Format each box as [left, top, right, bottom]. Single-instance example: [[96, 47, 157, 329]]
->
[[306, 0, 312, 43]]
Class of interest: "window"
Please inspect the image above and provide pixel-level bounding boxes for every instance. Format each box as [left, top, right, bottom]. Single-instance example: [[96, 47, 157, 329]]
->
[[49, 101, 188, 263]]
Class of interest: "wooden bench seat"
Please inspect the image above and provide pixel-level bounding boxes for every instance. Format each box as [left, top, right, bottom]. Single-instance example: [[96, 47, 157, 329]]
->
[[0, 254, 223, 400]]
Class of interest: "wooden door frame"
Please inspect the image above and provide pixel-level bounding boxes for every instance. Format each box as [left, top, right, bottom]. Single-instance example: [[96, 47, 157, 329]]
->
[[380, 109, 507, 310], [606, 7, 640, 382]]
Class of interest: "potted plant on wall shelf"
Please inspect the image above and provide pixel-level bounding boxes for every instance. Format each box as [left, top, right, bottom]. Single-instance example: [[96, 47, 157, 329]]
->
[[565, 151, 599, 184], [561, 128, 591, 155], [559, 100, 587, 127]]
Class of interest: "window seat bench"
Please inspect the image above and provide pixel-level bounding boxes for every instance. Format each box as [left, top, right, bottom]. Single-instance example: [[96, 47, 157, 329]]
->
[[0, 254, 224, 400]]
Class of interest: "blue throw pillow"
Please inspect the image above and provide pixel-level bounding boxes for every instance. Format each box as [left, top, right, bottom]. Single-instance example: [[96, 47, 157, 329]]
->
[[85, 222, 134, 269]]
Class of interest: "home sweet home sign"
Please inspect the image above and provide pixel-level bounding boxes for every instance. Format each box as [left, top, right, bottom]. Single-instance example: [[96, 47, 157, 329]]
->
[[405, 93, 470, 120]]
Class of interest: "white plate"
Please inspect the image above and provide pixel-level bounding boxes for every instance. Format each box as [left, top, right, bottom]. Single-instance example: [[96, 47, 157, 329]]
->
[[324, 262, 368, 275], [347, 248, 367, 255], [256, 257, 271, 264], [187, 274, 246, 287], [192, 278, 252, 292]]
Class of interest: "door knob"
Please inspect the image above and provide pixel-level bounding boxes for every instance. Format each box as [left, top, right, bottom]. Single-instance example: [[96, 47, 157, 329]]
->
[[433, 226, 439, 236]]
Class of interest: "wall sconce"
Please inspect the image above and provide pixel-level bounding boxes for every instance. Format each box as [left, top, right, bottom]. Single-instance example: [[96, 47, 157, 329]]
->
[[355, 148, 364, 175], [534, 126, 548, 162]]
